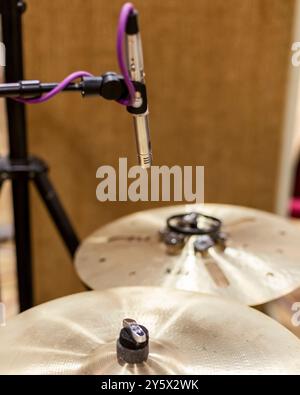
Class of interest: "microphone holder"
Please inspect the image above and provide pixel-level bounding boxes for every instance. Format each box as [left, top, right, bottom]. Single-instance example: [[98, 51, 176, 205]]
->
[[0, 0, 145, 311], [0, 74, 147, 112]]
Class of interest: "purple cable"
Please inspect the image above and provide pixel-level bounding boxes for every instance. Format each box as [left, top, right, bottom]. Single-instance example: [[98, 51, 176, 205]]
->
[[116, 2, 136, 106], [14, 71, 93, 104]]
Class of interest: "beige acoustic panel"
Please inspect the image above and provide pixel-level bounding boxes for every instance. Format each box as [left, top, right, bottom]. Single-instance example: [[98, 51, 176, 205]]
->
[[22, 0, 295, 304]]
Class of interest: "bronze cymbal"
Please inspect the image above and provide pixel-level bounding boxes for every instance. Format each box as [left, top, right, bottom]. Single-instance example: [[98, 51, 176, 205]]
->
[[0, 287, 300, 375], [75, 204, 300, 306]]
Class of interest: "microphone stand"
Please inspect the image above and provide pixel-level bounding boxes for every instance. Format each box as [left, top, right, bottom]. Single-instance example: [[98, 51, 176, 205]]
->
[[1, 0, 35, 312], [0, 0, 148, 311]]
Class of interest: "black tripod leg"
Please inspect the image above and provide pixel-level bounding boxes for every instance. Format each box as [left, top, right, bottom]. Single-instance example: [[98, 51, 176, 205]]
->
[[1, 0, 34, 311], [12, 178, 34, 311], [33, 172, 79, 257]]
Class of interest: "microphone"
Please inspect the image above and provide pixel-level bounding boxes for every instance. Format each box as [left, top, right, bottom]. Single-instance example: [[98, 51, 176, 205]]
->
[[125, 10, 152, 169]]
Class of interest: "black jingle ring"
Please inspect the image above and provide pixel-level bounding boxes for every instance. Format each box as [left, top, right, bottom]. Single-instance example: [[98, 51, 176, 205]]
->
[[167, 213, 222, 236]]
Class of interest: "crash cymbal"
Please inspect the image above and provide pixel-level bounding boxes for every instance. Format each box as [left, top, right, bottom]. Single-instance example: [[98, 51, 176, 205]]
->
[[75, 204, 300, 306], [0, 287, 300, 374]]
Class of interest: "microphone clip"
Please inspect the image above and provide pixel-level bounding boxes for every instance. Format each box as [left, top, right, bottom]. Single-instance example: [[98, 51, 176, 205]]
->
[[126, 81, 148, 115]]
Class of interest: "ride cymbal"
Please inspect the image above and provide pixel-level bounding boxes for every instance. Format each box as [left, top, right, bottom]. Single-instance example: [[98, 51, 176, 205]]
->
[[75, 204, 300, 306], [0, 287, 300, 374]]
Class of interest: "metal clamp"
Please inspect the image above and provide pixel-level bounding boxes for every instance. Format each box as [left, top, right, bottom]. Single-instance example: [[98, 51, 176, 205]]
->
[[0, 155, 48, 181]]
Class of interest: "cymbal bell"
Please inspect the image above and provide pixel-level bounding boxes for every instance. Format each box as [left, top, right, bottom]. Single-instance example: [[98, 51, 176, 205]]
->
[[75, 204, 300, 306], [0, 287, 300, 374]]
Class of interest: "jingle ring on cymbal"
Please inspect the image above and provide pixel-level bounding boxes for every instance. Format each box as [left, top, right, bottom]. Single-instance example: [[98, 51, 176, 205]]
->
[[75, 204, 300, 306], [166, 212, 222, 236], [0, 287, 300, 374]]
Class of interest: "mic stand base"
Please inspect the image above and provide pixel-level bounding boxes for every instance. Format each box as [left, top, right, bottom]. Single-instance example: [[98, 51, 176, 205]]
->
[[0, 156, 80, 311]]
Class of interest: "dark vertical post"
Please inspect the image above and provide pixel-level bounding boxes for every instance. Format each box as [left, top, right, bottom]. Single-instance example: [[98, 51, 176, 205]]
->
[[1, 0, 33, 311]]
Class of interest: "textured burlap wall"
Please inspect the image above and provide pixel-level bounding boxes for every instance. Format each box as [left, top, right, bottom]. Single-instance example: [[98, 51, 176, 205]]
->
[[21, 0, 294, 304]]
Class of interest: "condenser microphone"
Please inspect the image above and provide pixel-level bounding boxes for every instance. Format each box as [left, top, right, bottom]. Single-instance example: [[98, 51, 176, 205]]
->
[[125, 10, 152, 168]]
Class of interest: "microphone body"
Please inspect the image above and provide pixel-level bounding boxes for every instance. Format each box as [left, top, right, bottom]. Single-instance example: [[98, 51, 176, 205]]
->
[[126, 11, 152, 168]]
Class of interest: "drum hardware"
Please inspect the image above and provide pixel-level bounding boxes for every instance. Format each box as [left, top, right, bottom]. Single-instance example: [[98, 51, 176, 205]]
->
[[117, 319, 149, 364], [160, 212, 227, 256]]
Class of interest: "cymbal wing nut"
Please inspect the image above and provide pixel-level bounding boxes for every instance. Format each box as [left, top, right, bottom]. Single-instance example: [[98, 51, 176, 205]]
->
[[116, 320, 149, 364]]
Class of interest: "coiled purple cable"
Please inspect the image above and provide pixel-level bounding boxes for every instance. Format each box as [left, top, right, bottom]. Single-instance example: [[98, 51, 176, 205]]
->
[[14, 3, 136, 105]]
